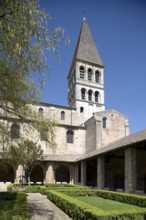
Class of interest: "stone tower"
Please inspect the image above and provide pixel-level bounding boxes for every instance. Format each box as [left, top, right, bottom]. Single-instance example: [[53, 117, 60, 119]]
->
[[67, 18, 105, 118]]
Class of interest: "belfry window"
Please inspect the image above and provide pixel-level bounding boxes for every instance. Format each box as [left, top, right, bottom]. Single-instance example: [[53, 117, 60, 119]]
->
[[67, 130, 74, 143], [81, 88, 86, 100], [95, 91, 99, 102], [88, 90, 93, 101], [102, 117, 107, 128], [61, 111, 65, 120], [80, 66, 85, 79], [88, 68, 93, 81], [11, 123, 20, 139], [95, 70, 101, 83]]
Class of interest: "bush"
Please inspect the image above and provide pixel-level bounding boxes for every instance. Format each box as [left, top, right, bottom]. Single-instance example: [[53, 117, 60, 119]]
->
[[45, 190, 146, 220], [0, 192, 30, 220], [94, 190, 146, 207]]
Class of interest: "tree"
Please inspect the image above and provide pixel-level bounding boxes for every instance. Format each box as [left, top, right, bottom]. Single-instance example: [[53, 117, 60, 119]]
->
[[0, 0, 67, 111], [8, 140, 44, 184], [0, 0, 68, 150]]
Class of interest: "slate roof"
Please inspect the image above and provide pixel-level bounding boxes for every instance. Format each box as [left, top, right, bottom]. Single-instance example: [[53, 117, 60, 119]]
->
[[76, 129, 146, 161], [68, 18, 104, 78]]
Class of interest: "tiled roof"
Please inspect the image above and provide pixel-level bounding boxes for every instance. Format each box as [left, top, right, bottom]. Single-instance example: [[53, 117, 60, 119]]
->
[[77, 129, 146, 161], [43, 154, 80, 162]]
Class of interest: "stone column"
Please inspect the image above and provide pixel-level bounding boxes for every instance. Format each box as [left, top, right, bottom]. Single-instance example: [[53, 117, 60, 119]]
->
[[81, 161, 86, 186], [74, 163, 79, 185], [45, 163, 54, 183], [97, 156, 105, 189], [125, 148, 136, 193], [69, 165, 74, 184], [15, 165, 25, 184]]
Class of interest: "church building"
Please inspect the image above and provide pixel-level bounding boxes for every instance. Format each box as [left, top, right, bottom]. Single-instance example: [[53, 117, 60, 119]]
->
[[0, 18, 146, 194]]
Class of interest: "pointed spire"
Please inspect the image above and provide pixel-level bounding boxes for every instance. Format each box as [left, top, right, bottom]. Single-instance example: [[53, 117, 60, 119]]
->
[[72, 19, 104, 67]]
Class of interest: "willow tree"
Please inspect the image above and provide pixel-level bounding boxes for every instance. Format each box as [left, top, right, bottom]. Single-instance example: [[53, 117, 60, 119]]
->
[[0, 1, 67, 152]]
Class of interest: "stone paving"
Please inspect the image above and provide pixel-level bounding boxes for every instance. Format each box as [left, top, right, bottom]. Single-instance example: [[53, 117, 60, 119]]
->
[[27, 193, 73, 220]]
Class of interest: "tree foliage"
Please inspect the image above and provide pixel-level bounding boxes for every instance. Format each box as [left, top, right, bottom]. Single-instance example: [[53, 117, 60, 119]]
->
[[0, 0, 67, 150], [0, 0, 67, 110], [8, 140, 43, 183]]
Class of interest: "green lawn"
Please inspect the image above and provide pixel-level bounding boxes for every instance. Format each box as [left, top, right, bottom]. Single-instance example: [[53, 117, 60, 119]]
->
[[77, 196, 145, 212], [0, 192, 30, 220]]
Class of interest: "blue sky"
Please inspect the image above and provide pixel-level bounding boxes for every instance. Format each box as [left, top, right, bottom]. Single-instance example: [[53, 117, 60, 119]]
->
[[40, 0, 146, 134]]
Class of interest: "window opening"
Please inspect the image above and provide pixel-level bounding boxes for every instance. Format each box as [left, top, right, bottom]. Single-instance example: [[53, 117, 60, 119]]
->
[[11, 123, 20, 139], [81, 88, 86, 100], [88, 68, 93, 81], [95, 91, 99, 102], [61, 111, 65, 120], [67, 130, 74, 143], [41, 129, 48, 141], [103, 117, 107, 128], [80, 107, 84, 113], [95, 70, 100, 83], [88, 90, 92, 101], [80, 66, 85, 79], [39, 108, 43, 116]]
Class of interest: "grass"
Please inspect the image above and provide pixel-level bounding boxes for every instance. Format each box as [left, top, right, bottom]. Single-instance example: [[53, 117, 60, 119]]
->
[[0, 192, 30, 220], [77, 196, 145, 212]]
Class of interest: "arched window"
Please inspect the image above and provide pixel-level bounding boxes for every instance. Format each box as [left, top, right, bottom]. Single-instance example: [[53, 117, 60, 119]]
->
[[95, 70, 101, 83], [88, 90, 93, 101], [103, 117, 107, 128], [11, 123, 20, 139], [41, 129, 48, 141], [80, 66, 85, 79], [39, 108, 43, 116], [61, 111, 65, 120], [80, 107, 84, 113], [95, 91, 99, 102], [88, 68, 93, 81], [81, 88, 86, 100], [67, 130, 74, 143]]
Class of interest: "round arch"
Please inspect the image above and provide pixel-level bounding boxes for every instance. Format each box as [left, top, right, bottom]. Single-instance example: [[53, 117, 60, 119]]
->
[[55, 165, 70, 183], [0, 161, 15, 183], [30, 164, 44, 183]]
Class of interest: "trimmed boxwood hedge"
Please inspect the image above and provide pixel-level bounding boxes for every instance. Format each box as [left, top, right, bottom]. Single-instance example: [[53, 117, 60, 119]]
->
[[8, 184, 146, 219], [26, 185, 146, 220], [45, 190, 146, 220]]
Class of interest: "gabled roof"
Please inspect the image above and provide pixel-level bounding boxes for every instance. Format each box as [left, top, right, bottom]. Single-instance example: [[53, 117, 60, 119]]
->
[[71, 18, 104, 68]]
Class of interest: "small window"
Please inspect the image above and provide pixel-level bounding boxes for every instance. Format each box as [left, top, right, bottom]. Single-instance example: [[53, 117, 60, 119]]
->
[[95, 91, 99, 102], [81, 88, 86, 100], [80, 66, 85, 79], [11, 123, 20, 139], [41, 129, 48, 141], [103, 117, 107, 128], [80, 107, 84, 113], [67, 130, 74, 143], [88, 90, 93, 101], [88, 68, 93, 81], [39, 108, 43, 116], [95, 70, 101, 83], [61, 111, 65, 120]]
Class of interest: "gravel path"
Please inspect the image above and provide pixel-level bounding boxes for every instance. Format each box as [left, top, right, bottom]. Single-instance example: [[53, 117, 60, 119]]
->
[[27, 193, 73, 220]]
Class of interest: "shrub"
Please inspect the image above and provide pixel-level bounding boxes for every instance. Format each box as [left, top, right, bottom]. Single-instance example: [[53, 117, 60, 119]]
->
[[0, 192, 30, 220]]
